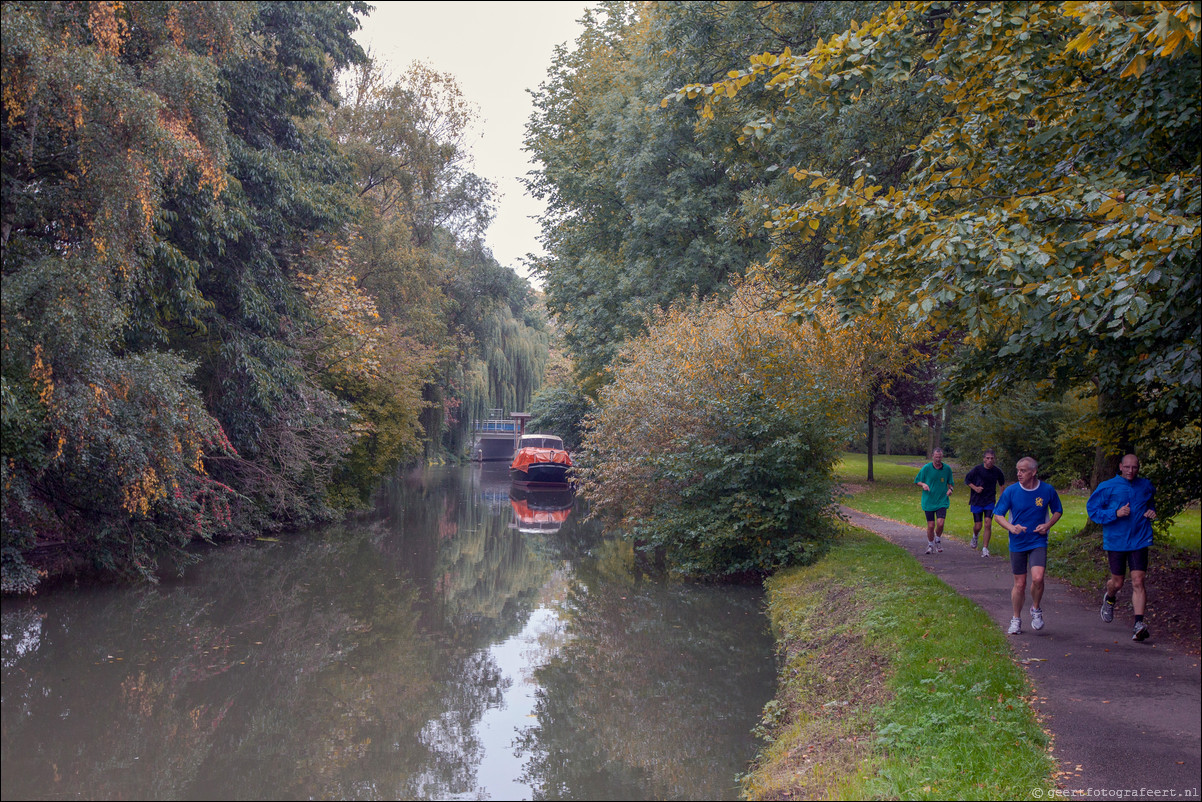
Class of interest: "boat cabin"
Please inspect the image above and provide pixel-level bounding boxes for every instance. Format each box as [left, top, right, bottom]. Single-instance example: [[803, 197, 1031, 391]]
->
[[517, 434, 564, 450]]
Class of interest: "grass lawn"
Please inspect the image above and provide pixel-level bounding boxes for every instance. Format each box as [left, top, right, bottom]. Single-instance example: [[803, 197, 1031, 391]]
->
[[744, 529, 1054, 800], [836, 452, 1202, 553]]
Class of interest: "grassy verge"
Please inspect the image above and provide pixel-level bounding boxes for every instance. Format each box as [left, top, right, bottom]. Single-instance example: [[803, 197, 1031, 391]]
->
[[743, 528, 1053, 800]]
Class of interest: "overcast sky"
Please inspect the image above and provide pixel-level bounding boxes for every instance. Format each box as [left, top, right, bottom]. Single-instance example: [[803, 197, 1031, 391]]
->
[[353, 1, 593, 281]]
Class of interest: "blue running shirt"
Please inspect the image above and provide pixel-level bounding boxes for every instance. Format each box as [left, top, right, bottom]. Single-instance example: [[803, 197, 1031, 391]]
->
[[994, 481, 1063, 552]]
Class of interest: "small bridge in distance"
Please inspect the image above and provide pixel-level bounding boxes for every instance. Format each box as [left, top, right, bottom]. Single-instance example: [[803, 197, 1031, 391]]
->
[[470, 409, 532, 462]]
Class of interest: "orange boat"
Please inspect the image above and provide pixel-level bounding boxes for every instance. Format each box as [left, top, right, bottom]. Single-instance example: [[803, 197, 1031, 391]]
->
[[509, 433, 573, 485]]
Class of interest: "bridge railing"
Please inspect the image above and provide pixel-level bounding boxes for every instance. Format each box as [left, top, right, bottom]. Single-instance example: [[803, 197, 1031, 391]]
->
[[472, 419, 517, 434]]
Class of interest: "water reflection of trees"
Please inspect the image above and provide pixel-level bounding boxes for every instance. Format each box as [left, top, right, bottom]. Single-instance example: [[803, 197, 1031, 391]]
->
[[1, 465, 556, 800], [374, 465, 554, 646], [516, 552, 777, 800], [2, 466, 775, 801]]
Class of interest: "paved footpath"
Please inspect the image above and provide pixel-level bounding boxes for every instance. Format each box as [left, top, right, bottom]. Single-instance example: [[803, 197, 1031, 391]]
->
[[841, 506, 1201, 800]]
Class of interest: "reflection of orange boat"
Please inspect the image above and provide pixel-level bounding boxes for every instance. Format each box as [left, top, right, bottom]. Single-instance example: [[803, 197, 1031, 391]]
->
[[509, 484, 575, 534], [510, 498, 571, 533], [509, 434, 573, 486]]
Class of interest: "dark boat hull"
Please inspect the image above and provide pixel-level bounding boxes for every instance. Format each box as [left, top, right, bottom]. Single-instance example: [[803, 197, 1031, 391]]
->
[[510, 462, 571, 485]]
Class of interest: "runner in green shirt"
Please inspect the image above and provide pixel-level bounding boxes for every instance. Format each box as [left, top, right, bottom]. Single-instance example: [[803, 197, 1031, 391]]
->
[[914, 448, 954, 554]]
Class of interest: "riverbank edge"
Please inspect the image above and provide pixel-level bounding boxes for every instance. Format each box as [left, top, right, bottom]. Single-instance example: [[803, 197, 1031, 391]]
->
[[741, 526, 1055, 800]]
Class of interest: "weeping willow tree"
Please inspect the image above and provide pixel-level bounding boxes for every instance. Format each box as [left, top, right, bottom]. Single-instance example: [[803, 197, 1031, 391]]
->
[[450, 306, 550, 457], [424, 243, 550, 460], [481, 306, 550, 413]]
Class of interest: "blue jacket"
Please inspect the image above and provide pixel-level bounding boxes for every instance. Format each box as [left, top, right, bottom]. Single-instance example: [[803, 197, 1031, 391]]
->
[[1086, 475, 1156, 551]]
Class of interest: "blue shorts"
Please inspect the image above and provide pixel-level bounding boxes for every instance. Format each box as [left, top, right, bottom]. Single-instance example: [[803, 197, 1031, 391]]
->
[[970, 504, 994, 522]]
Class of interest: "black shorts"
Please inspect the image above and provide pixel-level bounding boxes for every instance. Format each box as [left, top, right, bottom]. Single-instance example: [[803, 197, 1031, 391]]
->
[[1011, 546, 1047, 575], [1107, 547, 1150, 575], [924, 508, 947, 523]]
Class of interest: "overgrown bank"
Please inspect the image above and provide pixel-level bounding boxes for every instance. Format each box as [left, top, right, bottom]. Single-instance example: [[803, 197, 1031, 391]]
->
[[744, 528, 1053, 800]]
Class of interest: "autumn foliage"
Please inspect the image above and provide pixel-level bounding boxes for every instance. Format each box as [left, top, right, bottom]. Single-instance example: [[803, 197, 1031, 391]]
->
[[2, 2, 548, 591], [671, 0, 1200, 511], [578, 276, 867, 578]]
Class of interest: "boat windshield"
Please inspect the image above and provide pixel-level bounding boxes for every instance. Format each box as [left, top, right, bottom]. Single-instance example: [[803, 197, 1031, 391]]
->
[[519, 435, 564, 450]]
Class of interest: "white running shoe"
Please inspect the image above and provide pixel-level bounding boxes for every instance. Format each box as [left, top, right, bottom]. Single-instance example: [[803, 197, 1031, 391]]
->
[[1030, 607, 1045, 631], [981, 546, 991, 557], [925, 543, 934, 555], [971, 534, 979, 549], [936, 538, 943, 553], [1007, 617, 1022, 635]]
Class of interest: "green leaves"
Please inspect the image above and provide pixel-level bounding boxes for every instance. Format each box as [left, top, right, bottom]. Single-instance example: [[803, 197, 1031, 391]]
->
[[1, 1, 375, 589], [577, 277, 862, 579], [684, 1, 1199, 427]]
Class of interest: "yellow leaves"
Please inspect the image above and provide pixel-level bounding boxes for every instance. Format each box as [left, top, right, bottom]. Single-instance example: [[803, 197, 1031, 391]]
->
[[1149, 2, 1202, 57], [88, 2, 129, 57], [295, 237, 384, 386], [1064, 1, 1200, 77], [164, 5, 186, 48], [1, 62, 34, 123], [1120, 52, 1149, 78], [89, 382, 113, 417], [158, 110, 227, 197], [121, 466, 166, 516], [31, 345, 55, 407], [1064, 28, 1101, 55]]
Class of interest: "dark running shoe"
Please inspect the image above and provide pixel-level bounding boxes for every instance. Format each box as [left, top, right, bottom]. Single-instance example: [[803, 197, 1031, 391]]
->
[[1132, 621, 1150, 642]]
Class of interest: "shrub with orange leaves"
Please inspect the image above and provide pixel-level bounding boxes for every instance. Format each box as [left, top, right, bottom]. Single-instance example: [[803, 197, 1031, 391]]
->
[[579, 274, 867, 578]]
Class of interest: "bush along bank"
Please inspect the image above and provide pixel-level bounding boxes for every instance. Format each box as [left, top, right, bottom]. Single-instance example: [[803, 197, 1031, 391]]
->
[[742, 527, 1054, 800]]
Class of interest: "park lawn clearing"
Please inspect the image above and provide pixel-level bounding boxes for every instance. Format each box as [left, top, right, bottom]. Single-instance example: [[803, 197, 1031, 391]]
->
[[743, 528, 1053, 800]]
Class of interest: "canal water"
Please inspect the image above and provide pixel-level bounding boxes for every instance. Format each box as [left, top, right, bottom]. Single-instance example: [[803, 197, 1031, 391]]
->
[[1, 464, 776, 800]]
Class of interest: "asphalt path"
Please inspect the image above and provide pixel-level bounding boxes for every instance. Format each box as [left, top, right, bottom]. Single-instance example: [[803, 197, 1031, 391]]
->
[[840, 505, 1201, 800]]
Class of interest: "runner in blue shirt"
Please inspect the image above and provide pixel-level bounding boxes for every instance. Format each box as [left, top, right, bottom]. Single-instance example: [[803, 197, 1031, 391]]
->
[[1087, 454, 1157, 641], [993, 457, 1063, 635]]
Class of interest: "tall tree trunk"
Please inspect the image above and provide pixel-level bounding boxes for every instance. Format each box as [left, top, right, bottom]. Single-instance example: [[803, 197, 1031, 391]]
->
[[929, 405, 944, 451], [867, 401, 876, 483], [1090, 390, 1123, 490]]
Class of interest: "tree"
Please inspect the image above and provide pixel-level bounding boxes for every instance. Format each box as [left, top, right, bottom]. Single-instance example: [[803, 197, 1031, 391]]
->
[[825, 308, 938, 481], [579, 275, 866, 579], [526, 2, 802, 385], [674, 1, 1201, 514], [1, 1, 371, 589], [1, 1, 249, 590], [331, 59, 548, 463], [146, 0, 371, 529]]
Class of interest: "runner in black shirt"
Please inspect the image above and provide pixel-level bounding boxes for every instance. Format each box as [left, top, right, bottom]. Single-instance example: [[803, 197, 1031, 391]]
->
[[965, 449, 1006, 556]]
